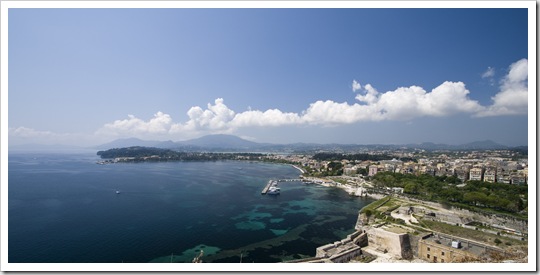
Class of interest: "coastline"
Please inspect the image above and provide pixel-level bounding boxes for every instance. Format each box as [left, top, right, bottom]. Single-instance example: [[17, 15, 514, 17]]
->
[[299, 175, 384, 200], [290, 164, 306, 174]]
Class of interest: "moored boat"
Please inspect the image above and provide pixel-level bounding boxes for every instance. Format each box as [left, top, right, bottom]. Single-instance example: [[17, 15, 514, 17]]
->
[[266, 186, 280, 195]]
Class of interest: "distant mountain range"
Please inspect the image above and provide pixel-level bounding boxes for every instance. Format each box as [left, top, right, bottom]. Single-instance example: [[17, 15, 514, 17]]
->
[[92, 134, 524, 152], [8, 134, 525, 153], [94, 138, 177, 150], [412, 140, 509, 151], [94, 134, 266, 151]]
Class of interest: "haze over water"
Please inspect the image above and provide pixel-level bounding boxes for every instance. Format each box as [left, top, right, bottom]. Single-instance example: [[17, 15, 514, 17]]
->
[[8, 152, 373, 263]]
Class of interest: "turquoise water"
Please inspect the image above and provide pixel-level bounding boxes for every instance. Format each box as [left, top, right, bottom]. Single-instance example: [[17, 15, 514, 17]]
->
[[8, 152, 373, 263]]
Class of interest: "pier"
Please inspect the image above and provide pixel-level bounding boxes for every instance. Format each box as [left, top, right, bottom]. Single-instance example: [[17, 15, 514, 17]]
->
[[262, 179, 308, 194], [277, 179, 302, 182], [261, 180, 275, 194]]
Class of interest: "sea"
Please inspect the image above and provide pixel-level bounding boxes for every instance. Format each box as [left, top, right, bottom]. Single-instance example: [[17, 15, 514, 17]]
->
[[8, 151, 373, 263]]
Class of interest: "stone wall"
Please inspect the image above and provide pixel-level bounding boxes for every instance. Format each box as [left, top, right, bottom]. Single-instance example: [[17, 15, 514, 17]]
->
[[408, 234, 423, 258], [396, 195, 527, 234], [314, 230, 368, 261], [366, 227, 412, 259], [452, 207, 528, 234], [328, 246, 363, 263], [355, 231, 369, 247]]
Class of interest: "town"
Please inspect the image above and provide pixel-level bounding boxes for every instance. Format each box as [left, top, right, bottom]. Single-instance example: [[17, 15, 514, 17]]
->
[[267, 148, 528, 186], [267, 148, 528, 263]]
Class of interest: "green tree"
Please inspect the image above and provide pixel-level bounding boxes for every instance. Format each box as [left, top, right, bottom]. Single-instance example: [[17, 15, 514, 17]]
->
[[356, 167, 368, 176], [404, 182, 418, 194], [463, 192, 488, 206]]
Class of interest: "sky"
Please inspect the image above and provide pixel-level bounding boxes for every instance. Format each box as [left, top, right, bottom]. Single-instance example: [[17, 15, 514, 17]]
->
[[6, 5, 532, 147]]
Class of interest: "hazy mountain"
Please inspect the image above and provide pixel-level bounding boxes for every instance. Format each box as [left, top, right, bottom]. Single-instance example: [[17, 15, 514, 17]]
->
[[176, 134, 262, 149], [94, 135, 521, 152], [403, 140, 509, 151], [93, 138, 165, 149], [94, 135, 267, 151], [154, 140, 178, 148], [457, 140, 508, 150], [413, 142, 455, 150]]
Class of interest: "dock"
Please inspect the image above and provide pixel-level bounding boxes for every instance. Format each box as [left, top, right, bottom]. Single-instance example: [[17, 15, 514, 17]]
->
[[262, 179, 305, 194], [261, 180, 275, 195]]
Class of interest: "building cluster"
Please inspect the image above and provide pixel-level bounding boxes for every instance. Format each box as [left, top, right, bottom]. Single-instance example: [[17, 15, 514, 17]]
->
[[288, 217, 508, 264], [268, 150, 528, 185], [364, 152, 528, 185], [417, 232, 505, 263]]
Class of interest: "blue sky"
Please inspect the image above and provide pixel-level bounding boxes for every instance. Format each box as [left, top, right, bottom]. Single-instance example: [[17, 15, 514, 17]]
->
[[7, 6, 531, 146]]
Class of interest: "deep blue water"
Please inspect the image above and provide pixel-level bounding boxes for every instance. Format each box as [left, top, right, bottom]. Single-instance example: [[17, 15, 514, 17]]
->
[[8, 152, 373, 263]]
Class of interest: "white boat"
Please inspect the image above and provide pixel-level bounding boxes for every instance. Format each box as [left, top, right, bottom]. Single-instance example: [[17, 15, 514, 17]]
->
[[116, 190, 120, 194], [267, 186, 280, 195]]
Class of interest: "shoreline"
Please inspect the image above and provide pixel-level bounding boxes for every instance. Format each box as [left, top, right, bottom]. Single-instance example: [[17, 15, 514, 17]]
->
[[300, 175, 384, 200], [290, 164, 306, 174]]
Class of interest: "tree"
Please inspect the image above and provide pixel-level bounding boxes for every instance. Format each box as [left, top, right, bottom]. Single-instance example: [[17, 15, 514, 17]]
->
[[356, 167, 368, 176], [463, 192, 488, 206], [363, 209, 373, 217], [326, 161, 344, 176], [440, 188, 462, 202], [404, 182, 418, 194]]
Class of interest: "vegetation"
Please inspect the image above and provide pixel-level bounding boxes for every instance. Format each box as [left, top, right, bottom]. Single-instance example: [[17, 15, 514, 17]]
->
[[356, 167, 368, 176], [359, 196, 391, 214], [420, 220, 526, 248], [312, 152, 411, 162], [302, 161, 344, 177], [353, 253, 376, 263], [260, 157, 299, 166], [371, 172, 527, 216], [97, 147, 265, 162]]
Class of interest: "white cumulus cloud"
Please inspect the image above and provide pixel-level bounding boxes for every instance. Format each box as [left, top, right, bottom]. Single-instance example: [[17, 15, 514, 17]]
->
[[184, 98, 235, 131], [231, 109, 302, 127], [305, 81, 483, 123], [476, 58, 528, 117], [302, 100, 379, 125], [93, 58, 527, 140], [96, 111, 173, 137], [355, 84, 379, 105]]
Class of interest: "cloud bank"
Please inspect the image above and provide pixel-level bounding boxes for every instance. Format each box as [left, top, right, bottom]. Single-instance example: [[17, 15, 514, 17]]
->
[[8, 127, 95, 146], [11, 58, 527, 143], [89, 58, 527, 139], [96, 112, 174, 137]]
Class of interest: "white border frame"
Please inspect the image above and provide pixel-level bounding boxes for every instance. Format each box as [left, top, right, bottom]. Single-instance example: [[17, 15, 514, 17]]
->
[[1, 1, 536, 272]]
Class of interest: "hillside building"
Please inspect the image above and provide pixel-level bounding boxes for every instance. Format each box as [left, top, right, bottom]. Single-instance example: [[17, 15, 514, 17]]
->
[[469, 167, 484, 181]]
